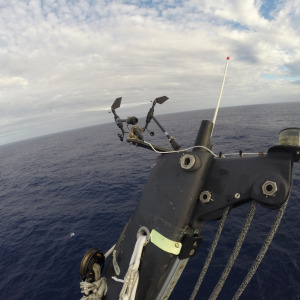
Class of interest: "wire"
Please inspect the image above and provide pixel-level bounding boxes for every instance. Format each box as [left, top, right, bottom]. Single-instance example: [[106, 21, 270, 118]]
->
[[143, 140, 266, 159], [143, 141, 218, 157]]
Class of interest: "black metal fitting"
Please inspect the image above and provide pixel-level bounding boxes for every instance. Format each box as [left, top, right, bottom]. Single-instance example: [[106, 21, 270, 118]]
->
[[179, 234, 203, 260]]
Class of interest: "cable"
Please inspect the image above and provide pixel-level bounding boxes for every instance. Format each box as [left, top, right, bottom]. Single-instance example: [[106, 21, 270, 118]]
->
[[143, 141, 218, 157], [143, 140, 266, 160], [208, 201, 257, 300], [189, 206, 230, 300], [232, 197, 290, 300]]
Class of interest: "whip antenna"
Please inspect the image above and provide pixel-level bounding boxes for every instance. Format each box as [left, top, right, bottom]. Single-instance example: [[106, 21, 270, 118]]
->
[[212, 57, 230, 133]]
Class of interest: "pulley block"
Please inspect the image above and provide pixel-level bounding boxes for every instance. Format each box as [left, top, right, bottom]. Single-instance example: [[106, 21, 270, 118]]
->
[[79, 247, 105, 282]]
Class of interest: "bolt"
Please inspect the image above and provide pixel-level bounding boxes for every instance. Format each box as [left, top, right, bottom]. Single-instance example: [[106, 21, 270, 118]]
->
[[175, 243, 180, 248], [189, 249, 195, 256], [235, 193, 240, 199], [262, 181, 277, 197]]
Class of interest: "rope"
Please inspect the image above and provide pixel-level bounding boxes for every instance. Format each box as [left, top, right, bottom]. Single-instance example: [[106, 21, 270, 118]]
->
[[104, 244, 116, 259], [209, 201, 257, 300], [80, 277, 107, 300], [113, 249, 121, 276], [116, 235, 147, 300], [189, 206, 230, 300], [232, 197, 290, 300]]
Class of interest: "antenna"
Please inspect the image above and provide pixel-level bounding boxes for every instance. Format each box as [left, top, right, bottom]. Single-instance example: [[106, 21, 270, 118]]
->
[[212, 57, 230, 134]]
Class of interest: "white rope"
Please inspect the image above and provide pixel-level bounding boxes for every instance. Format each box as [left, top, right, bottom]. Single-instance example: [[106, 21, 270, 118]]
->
[[80, 277, 108, 300], [111, 276, 125, 283], [115, 235, 147, 300], [232, 197, 290, 300], [189, 206, 230, 300], [113, 249, 121, 276], [105, 244, 116, 259], [209, 201, 257, 300]]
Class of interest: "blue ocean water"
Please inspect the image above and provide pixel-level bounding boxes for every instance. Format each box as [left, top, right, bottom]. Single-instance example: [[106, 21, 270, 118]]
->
[[0, 102, 299, 300]]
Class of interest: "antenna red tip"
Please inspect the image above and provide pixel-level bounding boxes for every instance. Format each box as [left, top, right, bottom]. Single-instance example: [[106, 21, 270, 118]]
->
[[227, 57, 230, 60]]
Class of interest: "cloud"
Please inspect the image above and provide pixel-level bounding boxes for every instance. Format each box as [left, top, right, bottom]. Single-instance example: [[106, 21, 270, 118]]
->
[[0, 76, 28, 87], [0, 0, 299, 145]]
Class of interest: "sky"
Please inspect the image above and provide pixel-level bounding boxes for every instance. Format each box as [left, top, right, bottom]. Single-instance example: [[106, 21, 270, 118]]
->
[[0, 0, 300, 145]]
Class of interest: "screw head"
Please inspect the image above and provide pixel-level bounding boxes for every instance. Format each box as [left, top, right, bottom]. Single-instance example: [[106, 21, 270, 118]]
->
[[189, 249, 195, 256]]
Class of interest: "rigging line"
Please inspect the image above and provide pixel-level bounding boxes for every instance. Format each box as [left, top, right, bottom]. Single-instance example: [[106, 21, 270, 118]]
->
[[105, 244, 116, 259], [189, 206, 230, 300], [208, 201, 257, 300], [232, 196, 290, 300], [212, 57, 230, 134]]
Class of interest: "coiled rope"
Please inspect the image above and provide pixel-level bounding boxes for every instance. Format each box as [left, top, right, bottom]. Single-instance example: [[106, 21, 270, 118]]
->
[[80, 277, 108, 300]]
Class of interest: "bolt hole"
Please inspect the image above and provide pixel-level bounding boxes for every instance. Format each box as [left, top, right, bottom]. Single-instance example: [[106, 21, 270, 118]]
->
[[266, 184, 274, 192], [184, 157, 191, 166], [137, 226, 150, 244]]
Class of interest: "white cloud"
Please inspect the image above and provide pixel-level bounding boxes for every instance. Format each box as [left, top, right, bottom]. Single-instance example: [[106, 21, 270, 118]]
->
[[0, 76, 28, 87], [0, 0, 299, 145]]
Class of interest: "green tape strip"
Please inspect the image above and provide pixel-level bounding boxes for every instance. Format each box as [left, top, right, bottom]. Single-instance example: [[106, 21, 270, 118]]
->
[[150, 229, 182, 255]]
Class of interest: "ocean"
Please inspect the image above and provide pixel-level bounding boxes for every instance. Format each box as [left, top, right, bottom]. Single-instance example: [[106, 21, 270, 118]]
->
[[0, 102, 299, 300]]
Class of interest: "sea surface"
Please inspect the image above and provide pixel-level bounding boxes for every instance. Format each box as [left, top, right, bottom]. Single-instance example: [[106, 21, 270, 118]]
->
[[0, 102, 299, 300]]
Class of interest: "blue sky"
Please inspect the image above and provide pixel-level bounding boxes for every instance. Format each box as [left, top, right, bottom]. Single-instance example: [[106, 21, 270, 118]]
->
[[0, 0, 299, 145]]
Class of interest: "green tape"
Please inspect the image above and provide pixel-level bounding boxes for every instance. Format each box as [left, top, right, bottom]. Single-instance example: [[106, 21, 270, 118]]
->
[[150, 229, 182, 255]]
